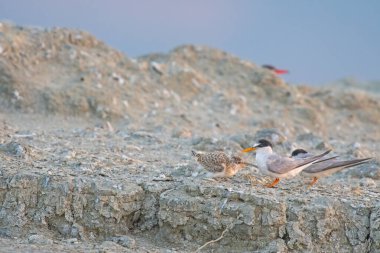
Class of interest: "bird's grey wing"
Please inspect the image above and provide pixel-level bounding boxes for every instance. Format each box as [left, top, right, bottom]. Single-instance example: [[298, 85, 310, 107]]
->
[[306, 157, 372, 173], [339, 158, 372, 169], [303, 160, 335, 173], [303, 156, 339, 173], [267, 155, 300, 174], [268, 150, 332, 174], [293, 149, 332, 169], [312, 155, 339, 164]]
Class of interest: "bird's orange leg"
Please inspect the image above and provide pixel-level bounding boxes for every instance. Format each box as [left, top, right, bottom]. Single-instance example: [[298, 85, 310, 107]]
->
[[308, 177, 318, 188], [266, 178, 280, 188]]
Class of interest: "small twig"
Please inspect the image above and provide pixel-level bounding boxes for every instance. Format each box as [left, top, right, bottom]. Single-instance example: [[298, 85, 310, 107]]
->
[[152, 178, 174, 182], [219, 197, 229, 212], [243, 162, 258, 168], [12, 133, 37, 138], [194, 215, 240, 252], [194, 227, 230, 252], [201, 178, 217, 183], [106, 121, 114, 132]]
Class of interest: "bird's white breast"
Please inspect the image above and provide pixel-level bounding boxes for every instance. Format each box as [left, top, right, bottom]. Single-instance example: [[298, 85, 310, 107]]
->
[[255, 147, 272, 176]]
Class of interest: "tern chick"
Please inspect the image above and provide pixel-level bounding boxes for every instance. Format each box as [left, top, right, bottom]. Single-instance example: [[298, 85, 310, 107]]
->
[[192, 150, 254, 178], [243, 139, 331, 188], [291, 148, 373, 188]]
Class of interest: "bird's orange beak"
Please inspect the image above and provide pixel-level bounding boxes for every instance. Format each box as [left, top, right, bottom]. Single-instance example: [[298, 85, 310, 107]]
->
[[242, 147, 256, 152]]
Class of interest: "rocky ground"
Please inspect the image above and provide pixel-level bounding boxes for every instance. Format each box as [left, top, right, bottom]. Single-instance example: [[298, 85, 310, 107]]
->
[[0, 21, 379, 252]]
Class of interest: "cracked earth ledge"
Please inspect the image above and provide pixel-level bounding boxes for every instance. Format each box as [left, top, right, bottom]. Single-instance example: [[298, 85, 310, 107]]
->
[[0, 172, 379, 252]]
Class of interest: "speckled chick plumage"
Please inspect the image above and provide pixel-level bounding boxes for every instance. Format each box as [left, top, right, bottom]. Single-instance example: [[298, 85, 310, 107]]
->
[[192, 151, 248, 178]]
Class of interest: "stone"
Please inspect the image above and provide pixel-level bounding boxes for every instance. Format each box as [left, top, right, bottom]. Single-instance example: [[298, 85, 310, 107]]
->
[[0, 141, 27, 158], [97, 241, 132, 253], [28, 234, 53, 245], [254, 128, 287, 145], [157, 183, 377, 252], [109, 236, 136, 249]]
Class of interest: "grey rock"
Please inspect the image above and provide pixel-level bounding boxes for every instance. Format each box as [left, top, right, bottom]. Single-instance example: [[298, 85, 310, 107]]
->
[[296, 132, 327, 150], [138, 182, 174, 230], [65, 238, 78, 244], [110, 236, 136, 249], [0, 141, 27, 158], [254, 128, 287, 145], [170, 164, 196, 178], [157, 183, 377, 252], [97, 241, 132, 253], [0, 172, 145, 242], [343, 161, 380, 180], [0, 228, 11, 238], [359, 178, 377, 188], [370, 204, 380, 251], [229, 133, 256, 148], [28, 234, 53, 245], [172, 128, 192, 138], [191, 137, 241, 152]]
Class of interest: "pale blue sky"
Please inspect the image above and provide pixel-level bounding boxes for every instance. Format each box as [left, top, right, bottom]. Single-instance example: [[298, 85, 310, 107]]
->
[[1, 0, 379, 85]]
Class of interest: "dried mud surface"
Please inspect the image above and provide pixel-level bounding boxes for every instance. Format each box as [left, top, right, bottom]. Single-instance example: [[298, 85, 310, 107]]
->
[[0, 22, 380, 252]]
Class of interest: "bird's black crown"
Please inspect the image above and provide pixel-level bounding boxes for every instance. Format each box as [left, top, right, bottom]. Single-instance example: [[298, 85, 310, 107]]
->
[[291, 148, 307, 157], [262, 64, 275, 70], [256, 139, 273, 148]]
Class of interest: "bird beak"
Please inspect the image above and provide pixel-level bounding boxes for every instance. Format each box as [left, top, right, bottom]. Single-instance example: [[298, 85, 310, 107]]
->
[[242, 147, 256, 152], [274, 69, 289, 75]]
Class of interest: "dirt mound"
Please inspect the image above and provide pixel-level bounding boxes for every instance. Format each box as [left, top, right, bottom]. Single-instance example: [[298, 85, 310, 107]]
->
[[2, 22, 380, 144], [324, 77, 380, 94]]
